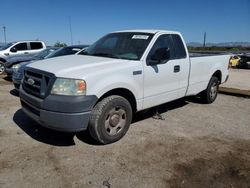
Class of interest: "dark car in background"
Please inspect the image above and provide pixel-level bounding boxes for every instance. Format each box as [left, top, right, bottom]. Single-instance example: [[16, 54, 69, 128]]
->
[[45, 45, 88, 58], [12, 45, 88, 90], [5, 47, 58, 75], [238, 55, 250, 69]]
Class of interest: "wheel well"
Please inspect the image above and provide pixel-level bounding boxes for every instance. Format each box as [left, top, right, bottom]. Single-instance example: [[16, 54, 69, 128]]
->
[[97, 88, 137, 113], [212, 70, 222, 83], [0, 58, 6, 63]]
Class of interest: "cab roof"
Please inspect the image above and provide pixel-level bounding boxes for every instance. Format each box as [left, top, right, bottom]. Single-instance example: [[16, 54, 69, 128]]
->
[[113, 29, 180, 35]]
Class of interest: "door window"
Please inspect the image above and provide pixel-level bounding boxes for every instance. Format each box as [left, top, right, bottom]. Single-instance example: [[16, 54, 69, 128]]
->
[[13, 43, 28, 51], [171, 35, 187, 59], [147, 34, 175, 62], [30, 42, 43, 50]]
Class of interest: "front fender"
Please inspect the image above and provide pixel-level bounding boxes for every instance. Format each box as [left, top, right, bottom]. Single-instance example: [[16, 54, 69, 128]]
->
[[85, 71, 144, 111], [87, 74, 142, 100]]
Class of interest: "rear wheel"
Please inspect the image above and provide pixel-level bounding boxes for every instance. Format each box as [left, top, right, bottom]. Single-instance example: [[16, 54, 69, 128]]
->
[[0, 61, 5, 74], [88, 95, 132, 144], [200, 76, 219, 104]]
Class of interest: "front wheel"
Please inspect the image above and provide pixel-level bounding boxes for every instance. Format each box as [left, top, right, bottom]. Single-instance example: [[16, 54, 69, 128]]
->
[[200, 76, 219, 104], [0, 62, 5, 75], [88, 95, 132, 144]]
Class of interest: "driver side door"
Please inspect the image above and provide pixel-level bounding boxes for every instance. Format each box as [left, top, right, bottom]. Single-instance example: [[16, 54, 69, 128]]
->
[[143, 34, 181, 109], [9, 42, 30, 58]]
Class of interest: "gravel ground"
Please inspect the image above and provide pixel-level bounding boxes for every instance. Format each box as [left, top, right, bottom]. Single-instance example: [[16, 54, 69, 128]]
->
[[0, 76, 250, 188]]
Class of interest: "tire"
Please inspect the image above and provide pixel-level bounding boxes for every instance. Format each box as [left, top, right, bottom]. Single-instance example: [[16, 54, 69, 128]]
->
[[88, 95, 132, 144], [200, 76, 219, 104], [0, 61, 5, 75]]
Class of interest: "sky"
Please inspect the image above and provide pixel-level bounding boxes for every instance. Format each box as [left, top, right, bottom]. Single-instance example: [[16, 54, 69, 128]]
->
[[1, 0, 250, 45]]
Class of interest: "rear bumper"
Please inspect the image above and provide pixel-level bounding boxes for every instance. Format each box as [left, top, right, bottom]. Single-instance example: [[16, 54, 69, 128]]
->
[[19, 86, 98, 132]]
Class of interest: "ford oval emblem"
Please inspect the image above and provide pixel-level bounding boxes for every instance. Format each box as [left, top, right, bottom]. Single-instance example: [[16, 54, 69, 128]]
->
[[27, 78, 35, 85]]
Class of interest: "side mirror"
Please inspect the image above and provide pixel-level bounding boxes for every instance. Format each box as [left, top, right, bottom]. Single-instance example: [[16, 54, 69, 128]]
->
[[10, 47, 17, 53], [148, 48, 170, 65]]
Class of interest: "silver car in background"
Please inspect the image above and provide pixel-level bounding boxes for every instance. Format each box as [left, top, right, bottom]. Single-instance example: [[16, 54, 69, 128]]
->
[[0, 41, 46, 74]]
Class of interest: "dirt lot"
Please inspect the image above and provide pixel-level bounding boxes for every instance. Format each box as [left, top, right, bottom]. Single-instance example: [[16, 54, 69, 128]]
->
[[0, 75, 250, 188]]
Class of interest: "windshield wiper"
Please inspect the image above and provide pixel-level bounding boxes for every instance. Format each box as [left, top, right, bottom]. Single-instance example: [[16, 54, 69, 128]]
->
[[91, 53, 119, 59], [78, 51, 89, 55]]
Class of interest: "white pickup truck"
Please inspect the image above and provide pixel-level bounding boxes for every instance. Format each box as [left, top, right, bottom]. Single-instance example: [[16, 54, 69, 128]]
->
[[19, 30, 229, 144]]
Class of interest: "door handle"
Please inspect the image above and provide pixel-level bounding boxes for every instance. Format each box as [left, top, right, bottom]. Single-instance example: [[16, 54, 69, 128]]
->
[[24, 52, 29, 54], [174, 65, 180, 73]]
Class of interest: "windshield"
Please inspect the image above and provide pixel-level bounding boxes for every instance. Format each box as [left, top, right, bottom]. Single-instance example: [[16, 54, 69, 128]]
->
[[79, 32, 154, 60], [0, 42, 14, 50], [33, 48, 55, 59]]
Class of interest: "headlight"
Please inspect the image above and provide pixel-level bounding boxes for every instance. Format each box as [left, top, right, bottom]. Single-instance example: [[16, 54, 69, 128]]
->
[[11, 64, 21, 71], [51, 78, 86, 95]]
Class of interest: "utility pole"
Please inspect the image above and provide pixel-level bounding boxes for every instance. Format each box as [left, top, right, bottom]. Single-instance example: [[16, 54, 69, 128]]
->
[[3, 25, 6, 44], [203, 32, 206, 47], [69, 17, 73, 45]]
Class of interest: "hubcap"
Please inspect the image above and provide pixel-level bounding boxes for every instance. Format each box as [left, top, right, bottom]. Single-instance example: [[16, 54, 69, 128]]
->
[[210, 82, 218, 100], [110, 114, 120, 127], [105, 107, 126, 136]]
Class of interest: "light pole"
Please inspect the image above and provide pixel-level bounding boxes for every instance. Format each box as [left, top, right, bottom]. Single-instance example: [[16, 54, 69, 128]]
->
[[3, 25, 6, 44], [203, 32, 206, 47], [69, 17, 73, 45]]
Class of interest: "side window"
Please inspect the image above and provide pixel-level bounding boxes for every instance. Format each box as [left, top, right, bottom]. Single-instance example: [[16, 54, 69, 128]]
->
[[30, 42, 43, 50], [13, 43, 28, 51], [171, 35, 187, 59], [147, 34, 175, 61]]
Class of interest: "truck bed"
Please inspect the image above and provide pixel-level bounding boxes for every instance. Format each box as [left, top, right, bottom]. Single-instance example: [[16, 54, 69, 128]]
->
[[189, 51, 230, 58], [186, 54, 230, 96]]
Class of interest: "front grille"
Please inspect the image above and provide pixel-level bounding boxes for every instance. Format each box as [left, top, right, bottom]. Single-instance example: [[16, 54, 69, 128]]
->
[[22, 68, 54, 98]]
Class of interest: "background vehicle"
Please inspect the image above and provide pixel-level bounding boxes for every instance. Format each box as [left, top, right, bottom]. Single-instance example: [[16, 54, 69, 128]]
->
[[229, 55, 240, 68], [238, 55, 250, 69], [19, 30, 229, 144], [12, 45, 88, 90], [0, 41, 46, 74], [45, 45, 88, 58], [5, 47, 58, 75]]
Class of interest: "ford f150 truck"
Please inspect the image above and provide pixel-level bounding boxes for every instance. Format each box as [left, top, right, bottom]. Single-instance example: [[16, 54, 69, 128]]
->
[[19, 30, 230, 144]]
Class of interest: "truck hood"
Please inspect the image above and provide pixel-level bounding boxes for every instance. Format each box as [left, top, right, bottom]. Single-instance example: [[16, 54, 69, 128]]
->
[[27, 55, 130, 78]]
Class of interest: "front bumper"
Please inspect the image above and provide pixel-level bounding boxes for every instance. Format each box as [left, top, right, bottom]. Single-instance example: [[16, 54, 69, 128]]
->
[[5, 68, 13, 74], [19, 86, 98, 132], [12, 72, 22, 90]]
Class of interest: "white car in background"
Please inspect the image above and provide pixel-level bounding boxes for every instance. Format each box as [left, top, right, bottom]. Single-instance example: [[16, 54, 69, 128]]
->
[[0, 41, 46, 74]]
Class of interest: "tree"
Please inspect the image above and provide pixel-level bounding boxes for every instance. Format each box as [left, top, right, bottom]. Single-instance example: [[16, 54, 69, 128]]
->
[[54, 41, 67, 47]]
